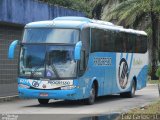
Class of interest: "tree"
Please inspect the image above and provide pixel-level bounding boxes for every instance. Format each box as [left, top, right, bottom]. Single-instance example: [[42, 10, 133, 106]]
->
[[104, 0, 160, 79], [88, 0, 115, 19]]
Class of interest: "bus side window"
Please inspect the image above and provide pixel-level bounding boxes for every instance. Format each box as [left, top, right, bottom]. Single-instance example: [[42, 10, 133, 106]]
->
[[79, 50, 86, 76], [103, 30, 115, 52], [115, 32, 124, 52], [131, 34, 136, 53], [91, 28, 103, 52], [135, 35, 147, 53], [81, 27, 90, 67], [135, 35, 140, 53], [126, 33, 135, 53], [140, 36, 147, 53]]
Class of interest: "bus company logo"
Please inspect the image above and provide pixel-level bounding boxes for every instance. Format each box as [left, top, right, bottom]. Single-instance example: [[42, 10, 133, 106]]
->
[[118, 58, 129, 89], [32, 81, 39, 87]]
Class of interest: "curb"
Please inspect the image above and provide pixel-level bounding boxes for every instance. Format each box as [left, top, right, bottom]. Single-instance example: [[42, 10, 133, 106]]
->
[[147, 83, 158, 86], [0, 95, 19, 103], [146, 84, 159, 87]]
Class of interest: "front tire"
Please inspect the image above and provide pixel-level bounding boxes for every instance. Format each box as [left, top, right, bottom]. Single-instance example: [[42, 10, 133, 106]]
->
[[38, 99, 49, 104], [120, 80, 136, 98], [85, 84, 96, 105]]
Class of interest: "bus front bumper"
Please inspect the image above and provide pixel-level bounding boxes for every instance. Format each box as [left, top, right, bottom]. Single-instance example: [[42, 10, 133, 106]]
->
[[18, 87, 83, 100]]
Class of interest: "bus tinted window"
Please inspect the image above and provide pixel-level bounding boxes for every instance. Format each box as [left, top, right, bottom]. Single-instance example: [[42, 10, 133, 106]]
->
[[115, 32, 124, 52], [91, 28, 101, 52], [80, 28, 90, 76], [23, 28, 79, 44], [81, 28, 90, 53], [91, 28, 115, 52], [126, 34, 136, 53], [135, 36, 147, 53], [91, 28, 147, 53], [103, 31, 115, 52]]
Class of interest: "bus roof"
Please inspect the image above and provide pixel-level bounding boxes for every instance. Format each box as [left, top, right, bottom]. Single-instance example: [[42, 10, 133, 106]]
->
[[25, 16, 147, 36]]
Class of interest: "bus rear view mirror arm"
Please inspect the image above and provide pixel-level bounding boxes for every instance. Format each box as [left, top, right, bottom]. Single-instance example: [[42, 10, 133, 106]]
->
[[74, 41, 82, 60], [8, 40, 20, 59]]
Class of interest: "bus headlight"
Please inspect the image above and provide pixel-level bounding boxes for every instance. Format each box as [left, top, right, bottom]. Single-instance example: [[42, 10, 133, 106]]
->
[[19, 84, 30, 89], [61, 85, 76, 90]]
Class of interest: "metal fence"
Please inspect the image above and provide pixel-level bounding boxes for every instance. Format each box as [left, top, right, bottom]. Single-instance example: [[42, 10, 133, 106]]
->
[[0, 25, 22, 97]]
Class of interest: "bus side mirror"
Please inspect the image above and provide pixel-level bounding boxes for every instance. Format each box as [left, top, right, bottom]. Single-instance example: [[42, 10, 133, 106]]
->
[[8, 40, 19, 59], [74, 41, 82, 60]]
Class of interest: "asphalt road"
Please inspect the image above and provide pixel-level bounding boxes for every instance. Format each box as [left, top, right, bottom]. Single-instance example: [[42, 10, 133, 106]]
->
[[0, 84, 159, 116]]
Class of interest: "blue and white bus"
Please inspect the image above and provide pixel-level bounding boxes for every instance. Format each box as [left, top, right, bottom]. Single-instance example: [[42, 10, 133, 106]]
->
[[8, 17, 148, 105]]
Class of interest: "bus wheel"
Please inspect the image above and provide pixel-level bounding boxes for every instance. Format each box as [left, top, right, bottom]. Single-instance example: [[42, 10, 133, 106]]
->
[[85, 84, 96, 105], [38, 99, 49, 104], [120, 80, 136, 98]]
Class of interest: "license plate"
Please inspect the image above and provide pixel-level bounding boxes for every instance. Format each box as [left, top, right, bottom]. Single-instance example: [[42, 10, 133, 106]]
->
[[39, 93, 48, 97]]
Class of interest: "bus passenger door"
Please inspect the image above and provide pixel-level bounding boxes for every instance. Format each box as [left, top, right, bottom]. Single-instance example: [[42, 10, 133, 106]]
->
[[104, 68, 113, 95], [103, 55, 116, 95]]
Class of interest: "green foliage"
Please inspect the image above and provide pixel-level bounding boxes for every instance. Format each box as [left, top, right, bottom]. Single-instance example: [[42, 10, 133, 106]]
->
[[103, 0, 160, 29], [148, 64, 152, 76], [156, 67, 160, 78], [104, 0, 148, 27], [37, 0, 117, 18], [128, 100, 160, 114]]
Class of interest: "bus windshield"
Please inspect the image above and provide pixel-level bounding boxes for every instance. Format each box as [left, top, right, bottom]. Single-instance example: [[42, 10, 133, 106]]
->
[[19, 45, 77, 79], [22, 28, 79, 44]]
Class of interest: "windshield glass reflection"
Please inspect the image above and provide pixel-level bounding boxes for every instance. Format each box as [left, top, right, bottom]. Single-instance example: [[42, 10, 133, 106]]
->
[[19, 45, 77, 79], [23, 28, 79, 44]]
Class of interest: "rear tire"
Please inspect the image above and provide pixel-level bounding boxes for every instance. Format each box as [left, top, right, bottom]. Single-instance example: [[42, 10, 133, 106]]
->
[[85, 84, 96, 105], [120, 80, 136, 98], [38, 99, 49, 104]]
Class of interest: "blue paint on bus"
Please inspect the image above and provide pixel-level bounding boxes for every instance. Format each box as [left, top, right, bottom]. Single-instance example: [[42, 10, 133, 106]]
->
[[8, 17, 148, 104]]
